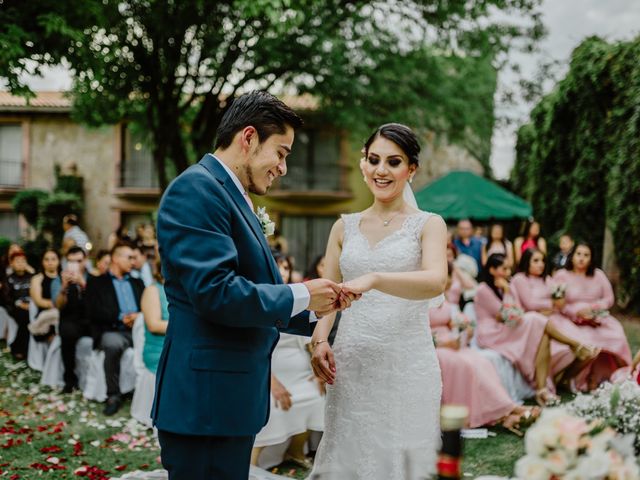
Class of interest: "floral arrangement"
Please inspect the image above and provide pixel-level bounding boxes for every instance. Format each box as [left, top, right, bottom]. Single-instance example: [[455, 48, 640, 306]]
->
[[500, 303, 524, 328], [551, 283, 567, 300], [514, 407, 639, 480], [451, 311, 475, 332], [567, 380, 640, 453], [592, 307, 610, 320], [256, 207, 276, 237]]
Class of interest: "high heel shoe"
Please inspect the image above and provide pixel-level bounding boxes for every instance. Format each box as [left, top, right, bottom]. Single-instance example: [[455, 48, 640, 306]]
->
[[535, 387, 560, 407], [572, 344, 601, 361], [500, 406, 540, 436]]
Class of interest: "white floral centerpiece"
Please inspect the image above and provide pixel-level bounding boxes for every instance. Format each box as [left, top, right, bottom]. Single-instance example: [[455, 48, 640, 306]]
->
[[567, 380, 640, 453], [255, 207, 275, 237], [514, 407, 639, 480]]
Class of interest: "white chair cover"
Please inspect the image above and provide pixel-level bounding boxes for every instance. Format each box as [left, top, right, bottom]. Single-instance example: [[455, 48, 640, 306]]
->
[[0, 306, 13, 341], [75, 336, 94, 391], [473, 347, 535, 403], [40, 335, 65, 387], [82, 324, 137, 402], [27, 301, 50, 371], [131, 368, 155, 428]]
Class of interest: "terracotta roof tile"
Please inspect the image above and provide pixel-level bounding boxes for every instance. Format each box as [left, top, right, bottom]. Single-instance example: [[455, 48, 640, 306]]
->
[[0, 91, 72, 110]]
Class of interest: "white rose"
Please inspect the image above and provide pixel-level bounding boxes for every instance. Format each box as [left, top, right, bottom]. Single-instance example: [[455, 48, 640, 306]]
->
[[525, 424, 560, 457], [573, 452, 610, 480], [515, 455, 552, 480], [544, 449, 576, 475]]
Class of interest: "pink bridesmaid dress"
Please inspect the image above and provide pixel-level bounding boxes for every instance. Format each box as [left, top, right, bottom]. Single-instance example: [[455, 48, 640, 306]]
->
[[510, 273, 574, 375], [549, 269, 631, 390], [474, 283, 548, 386], [430, 300, 515, 428]]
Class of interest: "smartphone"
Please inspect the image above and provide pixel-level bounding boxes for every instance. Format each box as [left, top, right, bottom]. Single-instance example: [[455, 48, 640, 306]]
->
[[66, 262, 80, 274]]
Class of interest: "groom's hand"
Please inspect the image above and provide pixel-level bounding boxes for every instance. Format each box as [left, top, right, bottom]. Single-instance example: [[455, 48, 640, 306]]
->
[[304, 279, 342, 315]]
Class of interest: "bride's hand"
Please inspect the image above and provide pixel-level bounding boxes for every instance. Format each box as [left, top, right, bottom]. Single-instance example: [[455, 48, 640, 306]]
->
[[311, 341, 336, 385], [342, 273, 378, 296]]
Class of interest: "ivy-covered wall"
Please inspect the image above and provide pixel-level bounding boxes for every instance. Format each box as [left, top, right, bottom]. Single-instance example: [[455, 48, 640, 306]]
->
[[512, 35, 640, 310]]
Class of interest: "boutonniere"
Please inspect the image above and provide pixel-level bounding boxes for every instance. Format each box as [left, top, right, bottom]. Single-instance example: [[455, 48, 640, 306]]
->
[[256, 206, 276, 237]]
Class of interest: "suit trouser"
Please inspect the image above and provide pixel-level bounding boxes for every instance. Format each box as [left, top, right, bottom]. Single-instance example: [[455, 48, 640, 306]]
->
[[100, 331, 133, 397], [59, 322, 88, 387], [158, 429, 254, 480]]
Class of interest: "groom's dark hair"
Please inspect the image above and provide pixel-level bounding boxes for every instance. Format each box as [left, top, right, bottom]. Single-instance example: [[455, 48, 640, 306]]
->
[[215, 91, 303, 149]]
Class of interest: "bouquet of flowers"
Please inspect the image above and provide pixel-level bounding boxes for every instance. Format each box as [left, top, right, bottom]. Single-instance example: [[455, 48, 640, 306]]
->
[[515, 407, 640, 480], [450, 311, 475, 332], [500, 304, 524, 328], [567, 380, 640, 454], [551, 283, 567, 300], [255, 207, 275, 237], [592, 307, 609, 320]]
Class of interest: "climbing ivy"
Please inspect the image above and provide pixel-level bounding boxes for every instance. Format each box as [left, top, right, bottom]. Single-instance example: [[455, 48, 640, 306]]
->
[[512, 35, 640, 310]]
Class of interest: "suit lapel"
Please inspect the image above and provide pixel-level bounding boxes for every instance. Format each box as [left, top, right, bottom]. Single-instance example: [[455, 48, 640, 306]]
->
[[200, 154, 280, 283]]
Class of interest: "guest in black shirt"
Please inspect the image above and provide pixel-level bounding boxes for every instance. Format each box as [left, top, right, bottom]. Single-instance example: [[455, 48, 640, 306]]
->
[[7, 250, 33, 359], [56, 246, 90, 393]]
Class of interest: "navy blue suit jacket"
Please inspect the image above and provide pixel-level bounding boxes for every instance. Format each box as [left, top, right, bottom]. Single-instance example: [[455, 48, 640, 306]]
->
[[152, 154, 313, 436]]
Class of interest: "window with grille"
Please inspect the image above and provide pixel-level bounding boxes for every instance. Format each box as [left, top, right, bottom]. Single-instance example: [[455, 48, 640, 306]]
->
[[280, 215, 336, 275], [278, 128, 343, 192], [0, 124, 23, 187], [120, 125, 159, 188], [0, 211, 19, 240]]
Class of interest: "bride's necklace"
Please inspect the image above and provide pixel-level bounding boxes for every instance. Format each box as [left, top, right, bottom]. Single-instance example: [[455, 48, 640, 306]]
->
[[374, 210, 403, 227]]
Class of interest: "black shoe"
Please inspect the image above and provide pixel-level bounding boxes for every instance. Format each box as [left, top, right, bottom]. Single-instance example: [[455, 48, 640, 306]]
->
[[62, 384, 75, 394], [103, 395, 122, 416]]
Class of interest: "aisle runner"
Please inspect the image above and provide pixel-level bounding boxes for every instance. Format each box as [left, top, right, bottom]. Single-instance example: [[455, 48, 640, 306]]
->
[[113, 465, 289, 479]]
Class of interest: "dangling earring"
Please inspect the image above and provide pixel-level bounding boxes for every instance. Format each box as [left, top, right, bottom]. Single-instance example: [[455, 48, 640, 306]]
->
[[363, 176, 367, 183], [409, 176, 414, 184]]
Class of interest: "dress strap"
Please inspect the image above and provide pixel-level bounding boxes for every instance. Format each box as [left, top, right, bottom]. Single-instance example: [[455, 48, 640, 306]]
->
[[340, 213, 360, 241], [405, 211, 438, 241]]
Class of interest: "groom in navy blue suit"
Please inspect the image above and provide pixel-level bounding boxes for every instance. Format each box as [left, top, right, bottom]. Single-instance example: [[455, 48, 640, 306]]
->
[[153, 91, 355, 479]]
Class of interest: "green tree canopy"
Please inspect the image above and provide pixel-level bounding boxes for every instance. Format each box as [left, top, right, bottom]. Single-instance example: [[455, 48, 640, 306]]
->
[[512, 35, 640, 310], [1, 0, 543, 186]]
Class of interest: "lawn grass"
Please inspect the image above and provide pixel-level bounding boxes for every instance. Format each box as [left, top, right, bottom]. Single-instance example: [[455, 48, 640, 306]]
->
[[0, 312, 637, 479]]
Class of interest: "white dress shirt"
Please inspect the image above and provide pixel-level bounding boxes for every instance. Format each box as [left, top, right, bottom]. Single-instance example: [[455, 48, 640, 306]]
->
[[214, 156, 311, 318]]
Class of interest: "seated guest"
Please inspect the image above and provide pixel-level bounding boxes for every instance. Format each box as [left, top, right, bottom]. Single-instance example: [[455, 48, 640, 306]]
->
[[453, 219, 483, 271], [430, 267, 539, 432], [5, 244, 35, 275], [252, 254, 324, 469], [62, 214, 90, 255], [510, 248, 600, 390], [56, 246, 90, 393], [108, 225, 133, 251], [482, 223, 514, 268], [0, 265, 10, 340], [514, 220, 547, 264], [475, 253, 570, 406], [131, 245, 153, 287], [551, 233, 574, 272], [86, 243, 144, 415], [91, 250, 111, 277], [131, 254, 168, 426], [7, 250, 33, 359], [550, 242, 632, 391], [29, 249, 61, 343]]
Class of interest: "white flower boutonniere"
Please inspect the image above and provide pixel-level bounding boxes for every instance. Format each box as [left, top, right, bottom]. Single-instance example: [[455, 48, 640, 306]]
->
[[256, 206, 276, 237]]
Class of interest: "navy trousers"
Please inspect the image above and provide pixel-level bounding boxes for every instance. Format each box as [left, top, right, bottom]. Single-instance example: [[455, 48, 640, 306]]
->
[[158, 430, 255, 480]]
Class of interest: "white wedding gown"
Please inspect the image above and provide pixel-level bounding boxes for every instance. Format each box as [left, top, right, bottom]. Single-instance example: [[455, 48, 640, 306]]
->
[[310, 212, 442, 480]]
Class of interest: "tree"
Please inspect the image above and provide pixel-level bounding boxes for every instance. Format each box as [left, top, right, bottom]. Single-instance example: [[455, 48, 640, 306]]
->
[[512, 35, 640, 310], [1, 0, 544, 187]]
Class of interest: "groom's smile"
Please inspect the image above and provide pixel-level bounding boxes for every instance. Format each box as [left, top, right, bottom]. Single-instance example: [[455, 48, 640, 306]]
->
[[246, 125, 294, 195]]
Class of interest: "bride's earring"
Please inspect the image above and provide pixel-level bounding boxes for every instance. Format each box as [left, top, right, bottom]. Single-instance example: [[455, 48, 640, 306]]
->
[[363, 176, 367, 183], [409, 176, 414, 184]]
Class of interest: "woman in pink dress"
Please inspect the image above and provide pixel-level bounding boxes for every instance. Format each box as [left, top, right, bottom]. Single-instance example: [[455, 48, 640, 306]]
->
[[514, 220, 546, 264], [510, 248, 600, 387], [431, 271, 538, 432], [550, 242, 632, 391], [475, 253, 596, 406]]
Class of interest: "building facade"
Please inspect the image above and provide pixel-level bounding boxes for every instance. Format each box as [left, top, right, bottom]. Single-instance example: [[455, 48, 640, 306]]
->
[[0, 91, 483, 271]]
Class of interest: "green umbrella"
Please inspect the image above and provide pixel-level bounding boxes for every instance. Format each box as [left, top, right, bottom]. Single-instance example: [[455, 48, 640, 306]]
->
[[414, 171, 532, 221]]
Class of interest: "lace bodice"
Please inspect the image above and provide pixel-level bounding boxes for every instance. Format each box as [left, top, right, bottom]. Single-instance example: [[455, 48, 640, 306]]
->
[[310, 210, 443, 480]]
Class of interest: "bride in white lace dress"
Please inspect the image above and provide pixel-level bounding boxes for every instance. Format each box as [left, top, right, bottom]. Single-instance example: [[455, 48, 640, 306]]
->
[[309, 124, 448, 479]]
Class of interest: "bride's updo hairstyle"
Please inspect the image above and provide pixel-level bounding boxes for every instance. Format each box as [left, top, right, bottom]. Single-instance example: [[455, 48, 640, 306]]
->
[[363, 123, 421, 167]]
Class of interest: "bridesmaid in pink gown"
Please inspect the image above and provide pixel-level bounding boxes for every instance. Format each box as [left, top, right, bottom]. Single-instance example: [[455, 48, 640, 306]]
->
[[431, 272, 537, 431], [549, 242, 632, 390], [474, 253, 593, 406], [510, 248, 600, 386]]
